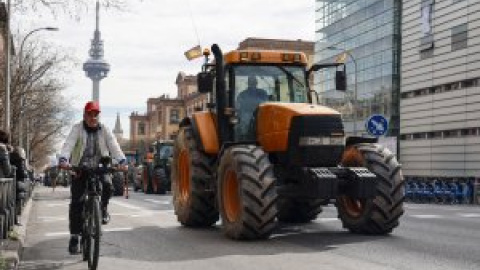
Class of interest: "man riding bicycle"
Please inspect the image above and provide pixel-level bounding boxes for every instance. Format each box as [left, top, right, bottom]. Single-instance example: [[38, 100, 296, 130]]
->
[[59, 101, 127, 254]]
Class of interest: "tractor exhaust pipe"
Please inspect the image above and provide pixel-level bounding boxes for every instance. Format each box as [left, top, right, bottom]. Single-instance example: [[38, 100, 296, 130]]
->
[[211, 44, 229, 142]]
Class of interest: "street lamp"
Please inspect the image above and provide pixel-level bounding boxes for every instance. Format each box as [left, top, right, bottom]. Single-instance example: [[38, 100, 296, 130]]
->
[[327, 46, 358, 135], [17, 27, 59, 160]]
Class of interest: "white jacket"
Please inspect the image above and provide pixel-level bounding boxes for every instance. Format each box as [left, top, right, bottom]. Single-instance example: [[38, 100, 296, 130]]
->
[[59, 121, 126, 166]]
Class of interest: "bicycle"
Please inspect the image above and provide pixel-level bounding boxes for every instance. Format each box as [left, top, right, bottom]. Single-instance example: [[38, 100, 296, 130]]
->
[[69, 158, 119, 270]]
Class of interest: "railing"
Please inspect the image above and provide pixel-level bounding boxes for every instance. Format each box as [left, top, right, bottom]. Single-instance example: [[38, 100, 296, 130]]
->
[[0, 177, 15, 239]]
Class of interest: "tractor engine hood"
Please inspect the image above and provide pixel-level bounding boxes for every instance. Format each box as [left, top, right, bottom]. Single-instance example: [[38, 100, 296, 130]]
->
[[256, 102, 343, 153]]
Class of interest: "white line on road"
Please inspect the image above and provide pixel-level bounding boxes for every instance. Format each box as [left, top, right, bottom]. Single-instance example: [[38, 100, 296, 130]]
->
[[45, 227, 133, 237], [458, 213, 480, 218], [410, 214, 442, 219], [103, 227, 133, 232], [315, 218, 339, 222], [46, 203, 69, 207], [110, 200, 143, 210], [38, 216, 68, 222], [144, 199, 171, 205]]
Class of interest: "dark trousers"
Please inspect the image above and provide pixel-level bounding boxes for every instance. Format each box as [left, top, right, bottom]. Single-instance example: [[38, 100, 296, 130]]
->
[[69, 174, 112, 234]]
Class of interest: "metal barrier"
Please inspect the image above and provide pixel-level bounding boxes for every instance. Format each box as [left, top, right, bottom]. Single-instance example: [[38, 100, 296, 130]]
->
[[474, 178, 480, 205], [0, 177, 15, 239]]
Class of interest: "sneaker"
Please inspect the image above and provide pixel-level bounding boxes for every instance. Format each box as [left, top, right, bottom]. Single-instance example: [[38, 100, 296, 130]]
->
[[68, 235, 80, 254], [102, 207, 110, 225]]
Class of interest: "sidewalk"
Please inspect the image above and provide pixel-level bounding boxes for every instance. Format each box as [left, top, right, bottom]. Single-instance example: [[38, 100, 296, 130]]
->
[[0, 187, 35, 270]]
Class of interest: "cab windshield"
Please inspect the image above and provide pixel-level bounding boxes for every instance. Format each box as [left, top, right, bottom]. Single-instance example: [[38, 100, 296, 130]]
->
[[231, 65, 308, 140], [232, 65, 308, 105]]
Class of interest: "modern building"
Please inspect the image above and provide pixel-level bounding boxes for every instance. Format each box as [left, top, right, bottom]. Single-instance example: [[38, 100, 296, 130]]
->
[[314, 0, 401, 137], [400, 0, 480, 179]]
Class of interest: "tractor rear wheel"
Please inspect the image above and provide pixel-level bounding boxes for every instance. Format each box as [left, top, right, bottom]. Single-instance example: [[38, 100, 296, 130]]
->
[[217, 145, 278, 240], [277, 198, 323, 223], [171, 126, 218, 227], [337, 143, 405, 234]]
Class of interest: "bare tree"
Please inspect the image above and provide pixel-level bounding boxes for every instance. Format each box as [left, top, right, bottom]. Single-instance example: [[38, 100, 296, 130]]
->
[[11, 0, 140, 17], [0, 36, 75, 169]]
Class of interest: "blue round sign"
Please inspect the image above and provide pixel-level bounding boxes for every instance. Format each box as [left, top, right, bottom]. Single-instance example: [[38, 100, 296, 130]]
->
[[365, 114, 388, 136]]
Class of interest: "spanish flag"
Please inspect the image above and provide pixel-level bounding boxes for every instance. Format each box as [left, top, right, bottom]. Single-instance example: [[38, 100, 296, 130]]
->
[[184, 45, 202, 61]]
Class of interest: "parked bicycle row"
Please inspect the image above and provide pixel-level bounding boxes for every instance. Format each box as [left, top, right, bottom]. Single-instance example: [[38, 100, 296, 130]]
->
[[0, 143, 35, 239], [404, 177, 476, 204]]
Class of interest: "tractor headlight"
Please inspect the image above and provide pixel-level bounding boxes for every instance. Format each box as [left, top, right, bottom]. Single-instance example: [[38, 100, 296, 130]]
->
[[299, 136, 344, 146]]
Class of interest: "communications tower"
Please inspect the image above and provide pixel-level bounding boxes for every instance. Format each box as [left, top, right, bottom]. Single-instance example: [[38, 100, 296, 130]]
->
[[83, 0, 110, 102]]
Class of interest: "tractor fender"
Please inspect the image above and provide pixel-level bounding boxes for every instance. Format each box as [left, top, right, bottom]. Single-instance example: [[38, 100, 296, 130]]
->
[[179, 112, 219, 155]]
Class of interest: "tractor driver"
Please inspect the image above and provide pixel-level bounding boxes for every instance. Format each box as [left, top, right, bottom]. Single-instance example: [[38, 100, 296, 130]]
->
[[236, 76, 269, 138]]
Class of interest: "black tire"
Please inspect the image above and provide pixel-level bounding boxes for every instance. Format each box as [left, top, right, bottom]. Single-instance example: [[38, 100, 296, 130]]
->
[[217, 145, 278, 240], [88, 197, 101, 270], [154, 167, 167, 194], [143, 164, 154, 194], [112, 173, 124, 196], [277, 198, 323, 223], [337, 143, 404, 234], [171, 126, 218, 227]]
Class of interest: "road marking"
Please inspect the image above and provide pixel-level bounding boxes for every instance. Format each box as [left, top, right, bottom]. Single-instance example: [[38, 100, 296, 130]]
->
[[144, 199, 171, 205], [38, 216, 68, 222], [458, 213, 480, 218], [410, 214, 442, 219], [45, 227, 133, 237], [103, 227, 133, 232], [110, 200, 143, 210], [315, 218, 339, 222], [46, 203, 69, 207], [110, 209, 174, 217], [45, 231, 70, 237]]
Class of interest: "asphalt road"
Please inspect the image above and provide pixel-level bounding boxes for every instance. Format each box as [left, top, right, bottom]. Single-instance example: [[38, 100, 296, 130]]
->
[[19, 186, 480, 270]]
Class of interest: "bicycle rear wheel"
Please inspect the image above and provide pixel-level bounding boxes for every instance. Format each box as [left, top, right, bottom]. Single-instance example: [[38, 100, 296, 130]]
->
[[87, 197, 101, 270]]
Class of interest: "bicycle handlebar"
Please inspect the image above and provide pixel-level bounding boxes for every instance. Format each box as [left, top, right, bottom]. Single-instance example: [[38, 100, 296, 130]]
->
[[63, 164, 125, 175]]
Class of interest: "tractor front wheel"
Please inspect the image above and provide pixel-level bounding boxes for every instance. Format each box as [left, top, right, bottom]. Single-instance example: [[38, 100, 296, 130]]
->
[[337, 143, 405, 234], [217, 145, 278, 240]]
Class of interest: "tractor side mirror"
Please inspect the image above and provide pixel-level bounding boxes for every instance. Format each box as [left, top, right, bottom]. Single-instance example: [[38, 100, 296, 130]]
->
[[197, 72, 213, 93], [335, 70, 347, 91]]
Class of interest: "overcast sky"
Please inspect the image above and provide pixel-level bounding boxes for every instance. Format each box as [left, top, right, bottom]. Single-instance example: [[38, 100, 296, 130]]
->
[[12, 0, 315, 139]]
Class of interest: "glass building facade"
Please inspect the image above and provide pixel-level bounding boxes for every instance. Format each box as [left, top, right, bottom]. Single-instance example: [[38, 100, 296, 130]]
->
[[314, 0, 401, 136]]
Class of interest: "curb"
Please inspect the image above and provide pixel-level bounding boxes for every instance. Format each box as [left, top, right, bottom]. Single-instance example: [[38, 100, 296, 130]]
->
[[0, 188, 35, 270]]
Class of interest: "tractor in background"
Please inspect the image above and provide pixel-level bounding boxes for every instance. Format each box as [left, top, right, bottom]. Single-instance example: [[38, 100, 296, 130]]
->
[[140, 140, 174, 194]]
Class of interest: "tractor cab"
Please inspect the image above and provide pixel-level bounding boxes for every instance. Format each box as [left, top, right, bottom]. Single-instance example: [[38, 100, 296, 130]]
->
[[230, 63, 309, 140]]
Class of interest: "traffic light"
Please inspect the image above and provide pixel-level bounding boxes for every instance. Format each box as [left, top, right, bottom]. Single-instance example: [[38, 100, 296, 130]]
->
[[335, 68, 347, 91]]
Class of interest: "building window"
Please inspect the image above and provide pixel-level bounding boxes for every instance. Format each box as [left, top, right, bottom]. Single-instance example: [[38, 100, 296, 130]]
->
[[138, 122, 146, 135], [157, 110, 162, 124], [170, 109, 180, 124], [451, 23, 468, 51]]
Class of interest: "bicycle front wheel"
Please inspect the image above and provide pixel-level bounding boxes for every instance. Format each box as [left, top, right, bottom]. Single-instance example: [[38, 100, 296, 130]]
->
[[87, 197, 101, 270]]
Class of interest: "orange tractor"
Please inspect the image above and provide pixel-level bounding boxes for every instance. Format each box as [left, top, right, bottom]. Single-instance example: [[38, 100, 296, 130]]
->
[[171, 44, 404, 240]]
